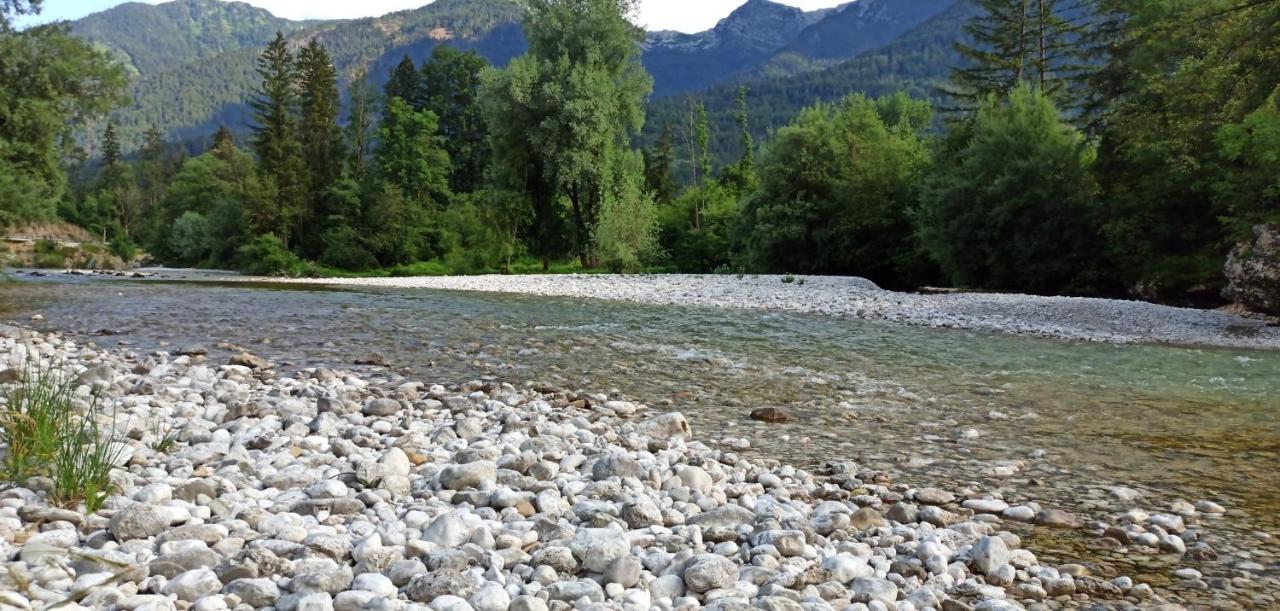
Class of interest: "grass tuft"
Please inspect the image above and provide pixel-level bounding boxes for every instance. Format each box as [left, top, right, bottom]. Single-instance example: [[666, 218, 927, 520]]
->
[[0, 360, 124, 512]]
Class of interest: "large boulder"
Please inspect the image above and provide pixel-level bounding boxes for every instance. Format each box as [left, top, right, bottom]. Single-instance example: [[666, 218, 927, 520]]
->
[[1224, 224, 1280, 314]]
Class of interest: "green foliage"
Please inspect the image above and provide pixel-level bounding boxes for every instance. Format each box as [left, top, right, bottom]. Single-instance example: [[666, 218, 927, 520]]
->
[[250, 32, 306, 245], [657, 180, 740, 273], [915, 85, 1103, 294], [422, 45, 492, 193], [642, 125, 677, 206], [0, 24, 126, 227], [595, 146, 659, 272], [169, 211, 212, 265], [1089, 0, 1280, 297], [235, 233, 312, 276], [440, 190, 529, 274], [1215, 90, 1280, 237], [948, 0, 1085, 109], [375, 97, 451, 207], [296, 38, 346, 260], [483, 0, 653, 267], [740, 93, 935, 288]]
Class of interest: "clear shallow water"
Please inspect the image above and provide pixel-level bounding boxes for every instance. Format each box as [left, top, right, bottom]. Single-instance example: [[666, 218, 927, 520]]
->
[[3, 274, 1278, 604]]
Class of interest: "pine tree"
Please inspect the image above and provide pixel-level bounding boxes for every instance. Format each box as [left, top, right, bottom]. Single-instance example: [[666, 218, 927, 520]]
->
[[722, 85, 756, 192], [384, 55, 422, 110], [642, 125, 676, 206], [295, 38, 344, 257], [101, 122, 120, 166], [212, 125, 236, 158], [421, 45, 490, 193], [345, 69, 376, 180], [249, 31, 305, 246], [948, 0, 1084, 109]]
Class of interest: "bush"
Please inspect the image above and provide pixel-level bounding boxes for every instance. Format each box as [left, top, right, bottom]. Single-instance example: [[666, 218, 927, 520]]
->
[[235, 234, 312, 277], [168, 211, 212, 265], [110, 235, 138, 261], [0, 363, 124, 512], [915, 85, 1105, 295]]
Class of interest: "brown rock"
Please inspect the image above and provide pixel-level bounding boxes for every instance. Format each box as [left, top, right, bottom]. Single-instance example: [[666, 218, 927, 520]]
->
[[750, 407, 792, 423]]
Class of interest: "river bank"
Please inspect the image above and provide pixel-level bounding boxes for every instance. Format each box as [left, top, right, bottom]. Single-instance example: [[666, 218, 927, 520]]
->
[[229, 274, 1280, 350], [1, 322, 1253, 610]]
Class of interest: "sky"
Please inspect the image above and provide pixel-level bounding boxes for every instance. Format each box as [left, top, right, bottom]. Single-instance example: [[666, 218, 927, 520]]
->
[[18, 0, 849, 32]]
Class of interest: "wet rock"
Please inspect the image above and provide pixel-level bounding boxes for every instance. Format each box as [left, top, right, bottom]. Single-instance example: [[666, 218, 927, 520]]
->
[[1224, 223, 1280, 314], [229, 353, 269, 369], [750, 407, 792, 423], [1035, 508, 1081, 529]]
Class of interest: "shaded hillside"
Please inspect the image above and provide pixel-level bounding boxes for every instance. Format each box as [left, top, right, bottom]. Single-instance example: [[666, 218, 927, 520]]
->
[[70, 0, 309, 77], [80, 0, 526, 153], [644, 0, 975, 174]]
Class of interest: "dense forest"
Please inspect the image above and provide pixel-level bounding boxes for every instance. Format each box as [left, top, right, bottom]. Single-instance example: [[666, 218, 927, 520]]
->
[[2, 0, 1278, 305]]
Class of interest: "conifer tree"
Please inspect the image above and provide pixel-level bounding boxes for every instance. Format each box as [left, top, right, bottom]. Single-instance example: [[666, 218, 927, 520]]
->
[[384, 55, 422, 110], [101, 122, 120, 166], [249, 31, 305, 246], [643, 125, 676, 207], [345, 69, 376, 180], [296, 38, 344, 257], [949, 0, 1083, 109], [421, 45, 490, 193]]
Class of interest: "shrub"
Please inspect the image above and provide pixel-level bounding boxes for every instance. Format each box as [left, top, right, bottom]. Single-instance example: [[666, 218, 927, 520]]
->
[[235, 234, 310, 277], [168, 211, 212, 265]]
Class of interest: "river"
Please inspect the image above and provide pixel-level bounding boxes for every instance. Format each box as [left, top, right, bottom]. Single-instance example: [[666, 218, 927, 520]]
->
[[2, 273, 1277, 607]]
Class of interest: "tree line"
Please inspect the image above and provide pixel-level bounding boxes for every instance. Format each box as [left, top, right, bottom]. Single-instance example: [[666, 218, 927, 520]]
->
[[4, 0, 1278, 303]]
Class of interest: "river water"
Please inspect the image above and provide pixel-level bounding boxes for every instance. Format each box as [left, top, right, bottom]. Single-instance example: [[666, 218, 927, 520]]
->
[[2, 273, 1277, 607]]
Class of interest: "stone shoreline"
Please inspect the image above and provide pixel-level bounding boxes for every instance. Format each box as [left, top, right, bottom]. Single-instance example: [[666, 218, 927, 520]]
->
[[232, 274, 1280, 350], [0, 323, 1229, 610]]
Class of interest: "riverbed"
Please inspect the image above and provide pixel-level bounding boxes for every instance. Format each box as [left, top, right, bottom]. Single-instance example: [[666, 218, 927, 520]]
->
[[2, 273, 1278, 607]]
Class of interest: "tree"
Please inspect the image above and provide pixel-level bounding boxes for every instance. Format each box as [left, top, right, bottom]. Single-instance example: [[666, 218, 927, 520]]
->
[[371, 97, 451, 262], [344, 69, 376, 180], [249, 32, 305, 245], [483, 0, 654, 268], [915, 85, 1103, 294], [686, 100, 711, 228], [642, 125, 677, 206], [149, 143, 265, 266], [421, 45, 491, 193], [1085, 0, 1280, 300], [101, 123, 121, 166], [0, 0, 39, 30], [384, 55, 422, 110], [295, 38, 344, 258], [0, 24, 125, 225], [739, 93, 934, 287], [721, 85, 756, 192], [949, 0, 1083, 109], [595, 145, 658, 272]]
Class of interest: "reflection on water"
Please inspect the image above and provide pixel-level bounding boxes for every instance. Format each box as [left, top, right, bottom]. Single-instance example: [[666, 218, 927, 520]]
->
[[2, 274, 1277, 600]]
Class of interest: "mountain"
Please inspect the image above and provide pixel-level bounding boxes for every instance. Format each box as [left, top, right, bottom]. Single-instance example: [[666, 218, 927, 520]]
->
[[68, 0, 972, 155], [750, 0, 956, 79], [75, 0, 526, 153], [645, 0, 975, 173], [70, 0, 310, 77], [642, 0, 836, 97]]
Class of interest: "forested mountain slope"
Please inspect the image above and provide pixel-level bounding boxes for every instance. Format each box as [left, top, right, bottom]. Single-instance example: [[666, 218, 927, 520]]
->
[[645, 0, 974, 170]]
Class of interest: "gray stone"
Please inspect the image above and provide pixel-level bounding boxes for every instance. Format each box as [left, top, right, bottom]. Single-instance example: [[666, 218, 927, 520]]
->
[[109, 503, 170, 540], [604, 555, 642, 587], [1224, 223, 1280, 314], [224, 578, 280, 607], [683, 553, 737, 593], [970, 536, 1010, 576], [163, 568, 223, 602], [422, 512, 473, 548], [850, 576, 898, 606], [687, 504, 755, 528], [363, 398, 401, 416], [438, 461, 497, 490], [404, 569, 477, 603], [546, 579, 604, 603], [569, 527, 630, 573]]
